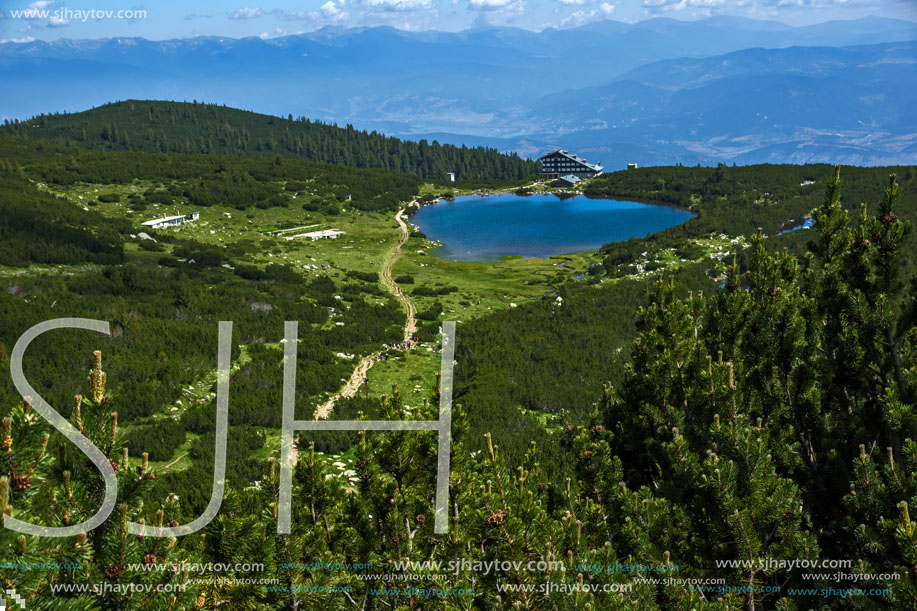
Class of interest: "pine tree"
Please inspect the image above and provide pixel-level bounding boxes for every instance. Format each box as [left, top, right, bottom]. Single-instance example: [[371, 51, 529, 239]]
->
[[3, 351, 199, 609]]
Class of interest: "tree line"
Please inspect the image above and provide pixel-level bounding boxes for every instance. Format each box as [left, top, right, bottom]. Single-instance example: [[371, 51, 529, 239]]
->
[[1, 100, 538, 181]]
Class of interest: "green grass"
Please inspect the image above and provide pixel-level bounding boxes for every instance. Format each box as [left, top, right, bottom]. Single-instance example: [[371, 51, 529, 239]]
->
[[393, 233, 596, 322], [145, 431, 200, 473], [44, 181, 402, 285], [360, 349, 442, 405], [42, 178, 697, 478]]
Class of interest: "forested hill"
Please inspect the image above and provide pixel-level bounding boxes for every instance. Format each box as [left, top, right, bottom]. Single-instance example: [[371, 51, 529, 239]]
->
[[0, 100, 538, 181]]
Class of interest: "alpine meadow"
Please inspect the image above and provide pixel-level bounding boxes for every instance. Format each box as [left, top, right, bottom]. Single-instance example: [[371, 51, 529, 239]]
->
[[0, 3, 915, 610]]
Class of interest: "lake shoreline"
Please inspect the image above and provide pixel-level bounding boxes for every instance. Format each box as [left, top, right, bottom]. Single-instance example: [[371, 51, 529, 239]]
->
[[407, 192, 695, 263], [580, 189, 700, 216]]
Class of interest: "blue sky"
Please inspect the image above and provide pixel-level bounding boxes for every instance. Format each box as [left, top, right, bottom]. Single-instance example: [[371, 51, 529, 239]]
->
[[1, 0, 915, 41]]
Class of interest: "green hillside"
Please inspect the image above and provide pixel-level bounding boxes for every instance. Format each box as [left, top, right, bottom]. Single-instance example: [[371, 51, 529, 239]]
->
[[0, 100, 538, 181], [0, 133, 914, 608]]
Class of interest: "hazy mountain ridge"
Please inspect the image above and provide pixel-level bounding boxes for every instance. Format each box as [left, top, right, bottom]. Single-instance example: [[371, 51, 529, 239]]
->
[[525, 41, 917, 166], [1, 16, 914, 165]]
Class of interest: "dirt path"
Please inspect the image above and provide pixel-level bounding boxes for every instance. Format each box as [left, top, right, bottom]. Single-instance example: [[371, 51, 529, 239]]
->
[[314, 206, 417, 419], [160, 452, 188, 472], [382, 208, 418, 343]]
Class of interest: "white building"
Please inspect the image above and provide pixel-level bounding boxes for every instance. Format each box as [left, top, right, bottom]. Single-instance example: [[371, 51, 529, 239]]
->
[[538, 150, 603, 179], [555, 174, 581, 188], [141, 212, 199, 229], [446, 172, 456, 182], [285, 229, 346, 241]]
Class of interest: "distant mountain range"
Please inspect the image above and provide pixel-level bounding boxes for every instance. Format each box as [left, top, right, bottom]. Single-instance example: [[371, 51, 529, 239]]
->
[[524, 41, 917, 167], [1, 16, 915, 166]]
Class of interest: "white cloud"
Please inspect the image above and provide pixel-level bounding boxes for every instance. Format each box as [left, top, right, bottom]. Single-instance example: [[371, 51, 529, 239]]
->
[[9, 1, 73, 29], [470, 0, 525, 26], [560, 1, 615, 26], [469, 0, 515, 10], [258, 26, 307, 38], [269, 1, 348, 23], [0, 36, 36, 43], [558, 0, 597, 5], [229, 7, 263, 20], [321, 0, 349, 19], [367, 0, 434, 11], [272, 10, 311, 20], [640, 0, 886, 13], [642, 0, 725, 11]]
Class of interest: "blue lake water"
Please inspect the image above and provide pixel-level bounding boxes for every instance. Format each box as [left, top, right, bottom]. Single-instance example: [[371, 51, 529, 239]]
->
[[410, 193, 695, 262], [777, 217, 815, 235]]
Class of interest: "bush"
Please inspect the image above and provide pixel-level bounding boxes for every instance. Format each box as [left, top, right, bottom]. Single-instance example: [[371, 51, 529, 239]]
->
[[345, 270, 378, 283], [394, 274, 414, 284], [416, 301, 442, 321], [262, 264, 301, 283], [138, 240, 164, 252], [144, 189, 173, 205], [412, 285, 457, 297], [98, 193, 121, 203], [121, 419, 186, 462], [174, 245, 222, 267], [235, 264, 266, 281]]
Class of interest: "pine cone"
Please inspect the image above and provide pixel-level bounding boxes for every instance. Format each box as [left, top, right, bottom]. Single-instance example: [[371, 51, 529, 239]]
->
[[105, 564, 125, 579], [388, 533, 402, 546], [415, 514, 426, 524], [485, 509, 507, 527], [11, 474, 31, 490], [583, 450, 594, 460], [169, 519, 179, 528], [355, 459, 368, 471], [591, 425, 604, 433], [143, 553, 157, 565]]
